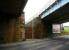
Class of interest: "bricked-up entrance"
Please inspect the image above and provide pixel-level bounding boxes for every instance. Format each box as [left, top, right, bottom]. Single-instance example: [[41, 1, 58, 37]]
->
[[0, 13, 25, 43], [25, 17, 44, 39]]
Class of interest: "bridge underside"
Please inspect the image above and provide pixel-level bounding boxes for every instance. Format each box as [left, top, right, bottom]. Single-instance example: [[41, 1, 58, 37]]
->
[[42, 3, 69, 24], [0, 0, 27, 16]]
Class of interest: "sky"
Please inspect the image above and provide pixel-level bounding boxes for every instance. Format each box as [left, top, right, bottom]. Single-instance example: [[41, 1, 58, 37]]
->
[[24, 0, 56, 24], [63, 22, 69, 26]]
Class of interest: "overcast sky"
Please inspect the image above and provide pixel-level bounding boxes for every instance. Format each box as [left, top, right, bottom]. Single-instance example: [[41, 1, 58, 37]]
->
[[24, 0, 56, 24]]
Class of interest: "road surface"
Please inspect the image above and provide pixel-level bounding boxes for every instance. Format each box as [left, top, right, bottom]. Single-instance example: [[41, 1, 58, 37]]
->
[[0, 38, 69, 50]]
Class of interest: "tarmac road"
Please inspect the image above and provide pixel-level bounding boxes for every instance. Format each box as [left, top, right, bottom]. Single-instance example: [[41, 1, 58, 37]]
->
[[0, 38, 69, 50]]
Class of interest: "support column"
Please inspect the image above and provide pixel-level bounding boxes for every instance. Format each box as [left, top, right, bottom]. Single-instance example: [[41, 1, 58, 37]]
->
[[15, 13, 25, 41]]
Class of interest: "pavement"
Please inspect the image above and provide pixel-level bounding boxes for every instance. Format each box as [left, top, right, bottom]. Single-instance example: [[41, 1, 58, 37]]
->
[[0, 36, 69, 50]]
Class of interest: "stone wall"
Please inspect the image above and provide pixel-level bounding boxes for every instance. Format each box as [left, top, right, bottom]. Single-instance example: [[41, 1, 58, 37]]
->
[[0, 13, 25, 43]]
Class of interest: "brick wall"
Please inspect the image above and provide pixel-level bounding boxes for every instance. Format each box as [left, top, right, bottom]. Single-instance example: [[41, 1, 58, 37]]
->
[[25, 17, 44, 39], [0, 13, 25, 43]]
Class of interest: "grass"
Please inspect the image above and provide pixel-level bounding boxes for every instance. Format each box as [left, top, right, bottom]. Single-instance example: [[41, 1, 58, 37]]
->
[[64, 26, 69, 33]]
